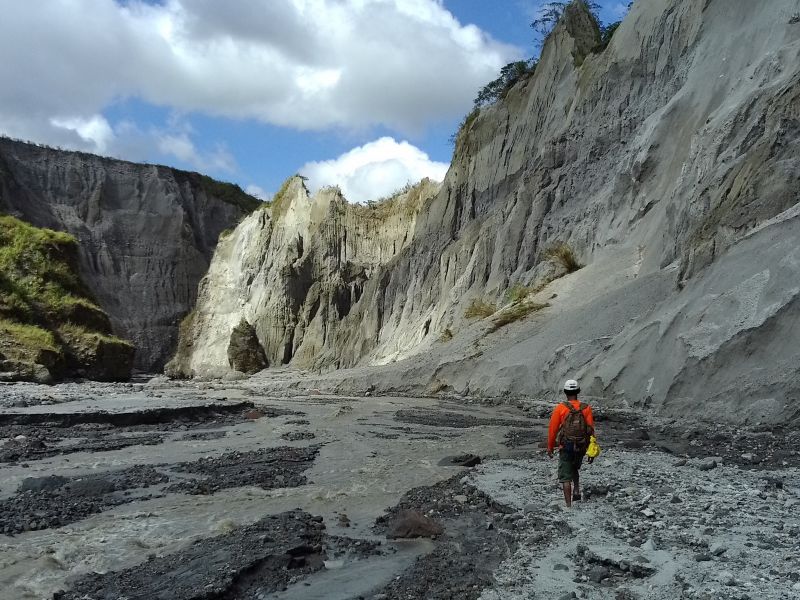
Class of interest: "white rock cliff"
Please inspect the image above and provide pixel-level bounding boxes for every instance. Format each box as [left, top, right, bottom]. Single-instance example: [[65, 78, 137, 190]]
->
[[172, 0, 800, 425]]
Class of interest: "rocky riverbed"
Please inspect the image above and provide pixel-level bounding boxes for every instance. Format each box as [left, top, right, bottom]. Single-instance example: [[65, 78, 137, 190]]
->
[[0, 377, 798, 599]]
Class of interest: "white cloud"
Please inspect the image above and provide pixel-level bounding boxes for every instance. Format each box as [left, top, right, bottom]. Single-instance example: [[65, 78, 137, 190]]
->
[[299, 137, 448, 203], [245, 184, 271, 201], [0, 0, 518, 149], [610, 2, 630, 18], [50, 115, 115, 153], [157, 133, 236, 173]]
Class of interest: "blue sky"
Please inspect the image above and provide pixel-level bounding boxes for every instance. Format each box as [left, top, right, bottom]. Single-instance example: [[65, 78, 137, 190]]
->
[[0, 0, 630, 202]]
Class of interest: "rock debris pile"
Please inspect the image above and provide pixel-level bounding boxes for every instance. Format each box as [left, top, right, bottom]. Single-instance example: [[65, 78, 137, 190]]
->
[[471, 450, 800, 600]]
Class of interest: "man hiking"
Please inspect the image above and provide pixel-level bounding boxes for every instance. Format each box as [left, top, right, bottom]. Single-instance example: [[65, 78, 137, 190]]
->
[[547, 379, 595, 508]]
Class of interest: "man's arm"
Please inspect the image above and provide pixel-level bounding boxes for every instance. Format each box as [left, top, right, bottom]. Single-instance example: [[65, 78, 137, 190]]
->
[[547, 405, 564, 455]]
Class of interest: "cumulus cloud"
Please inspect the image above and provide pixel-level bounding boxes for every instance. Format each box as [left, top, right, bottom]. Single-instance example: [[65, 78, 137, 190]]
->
[[0, 0, 518, 151], [245, 184, 271, 201], [299, 137, 448, 203], [157, 132, 237, 173], [50, 115, 115, 153]]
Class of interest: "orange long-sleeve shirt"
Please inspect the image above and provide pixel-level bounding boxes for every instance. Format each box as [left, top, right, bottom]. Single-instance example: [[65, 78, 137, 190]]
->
[[547, 398, 595, 452]]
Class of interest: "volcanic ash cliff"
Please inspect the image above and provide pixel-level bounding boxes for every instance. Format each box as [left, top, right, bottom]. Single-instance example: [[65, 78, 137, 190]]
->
[[166, 177, 439, 378], [172, 0, 800, 426]]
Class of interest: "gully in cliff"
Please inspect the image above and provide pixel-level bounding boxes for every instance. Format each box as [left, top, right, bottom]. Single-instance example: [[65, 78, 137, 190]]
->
[[547, 378, 597, 507]]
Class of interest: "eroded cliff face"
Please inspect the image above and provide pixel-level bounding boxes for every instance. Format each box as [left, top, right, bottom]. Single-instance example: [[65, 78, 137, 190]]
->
[[0, 139, 258, 371], [166, 177, 439, 377], [174, 0, 800, 424]]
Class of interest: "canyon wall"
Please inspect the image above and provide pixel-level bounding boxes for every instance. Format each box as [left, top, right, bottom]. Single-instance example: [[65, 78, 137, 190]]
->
[[166, 177, 439, 377], [174, 0, 800, 424], [0, 138, 259, 371]]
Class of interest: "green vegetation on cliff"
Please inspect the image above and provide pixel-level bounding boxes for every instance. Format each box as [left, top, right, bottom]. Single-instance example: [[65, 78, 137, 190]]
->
[[172, 171, 262, 213], [0, 215, 133, 381]]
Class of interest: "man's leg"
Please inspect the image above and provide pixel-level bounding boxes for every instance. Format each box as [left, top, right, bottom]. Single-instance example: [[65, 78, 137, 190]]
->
[[558, 451, 573, 507], [572, 452, 585, 500]]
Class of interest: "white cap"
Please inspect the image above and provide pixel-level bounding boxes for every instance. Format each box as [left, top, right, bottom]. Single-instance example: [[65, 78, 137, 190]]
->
[[563, 379, 579, 392]]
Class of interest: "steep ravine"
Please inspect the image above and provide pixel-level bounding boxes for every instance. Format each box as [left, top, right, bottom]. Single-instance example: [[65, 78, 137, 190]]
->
[[174, 0, 800, 425], [0, 138, 259, 371]]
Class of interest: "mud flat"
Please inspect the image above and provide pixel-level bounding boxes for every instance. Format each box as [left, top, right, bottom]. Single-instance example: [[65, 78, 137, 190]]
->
[[0, 379, 798, 599]]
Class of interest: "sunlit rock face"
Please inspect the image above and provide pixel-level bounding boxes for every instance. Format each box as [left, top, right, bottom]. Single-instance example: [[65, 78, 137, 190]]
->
[[167, 177, 439, 378], [171, 0, 800, 425]]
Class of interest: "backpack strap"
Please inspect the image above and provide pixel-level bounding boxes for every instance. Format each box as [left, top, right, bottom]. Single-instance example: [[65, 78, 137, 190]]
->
[[562, 401, 580, 413]]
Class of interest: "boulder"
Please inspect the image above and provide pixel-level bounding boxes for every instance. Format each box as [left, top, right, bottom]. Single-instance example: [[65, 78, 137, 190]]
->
[[386, 510, 444, 539], [227, 320, 268, 375], [438, 454, 481, 467]]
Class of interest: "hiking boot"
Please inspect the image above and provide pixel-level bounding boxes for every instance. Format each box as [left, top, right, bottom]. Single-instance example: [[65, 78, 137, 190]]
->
[[572, 493, 582, 502]]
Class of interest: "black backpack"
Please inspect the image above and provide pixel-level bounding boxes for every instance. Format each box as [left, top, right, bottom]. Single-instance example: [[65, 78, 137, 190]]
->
[[558, 401, 590, 452]]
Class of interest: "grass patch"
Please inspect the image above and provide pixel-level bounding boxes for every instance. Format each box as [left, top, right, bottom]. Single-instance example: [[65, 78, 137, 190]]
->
[[357, 179, 436, 219], [450, 107, 480, 149], [174, 171, 261, 213], [0, 215, 132, 378], [0, 319, 57, 360], [0, 215, 88, 321], [58, 323, 134, 349], [439, 328, 453, 342], [464, 298, 497, 319], [543, 242, 583, 273], [488, 301, 549, 333], [269, 175, 305, 219], [505, 283, 534, 304]]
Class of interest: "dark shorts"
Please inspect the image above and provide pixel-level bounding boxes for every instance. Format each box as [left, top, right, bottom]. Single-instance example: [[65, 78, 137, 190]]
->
[[558, 449, 585, 482]]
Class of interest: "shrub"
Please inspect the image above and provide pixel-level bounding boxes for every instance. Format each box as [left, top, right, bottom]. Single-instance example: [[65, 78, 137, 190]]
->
[[488, 301, 549, 333], [450, 107, 481, 148], [505, 284, 533, 304], [473, 60, 537, 108], [439, 328, 453, 342], [596, 21, 621, 51], [0, 215, 131, 370], [543, 242, 583, 273], [464, 299, 497, 319], [531, 1, 601, 43]]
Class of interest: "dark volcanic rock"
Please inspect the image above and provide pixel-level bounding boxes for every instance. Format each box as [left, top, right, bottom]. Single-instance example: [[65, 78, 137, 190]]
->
[[0, 402, 260, 463], [504, 428, 541, 447], [166, 445, 319, 495], [373, 475, 517, 599], [55, 510, 327, 600], [227, 319, 268, 374], [281, 430, 316, 441], [0, 465, 167, 534], [438, 453, 482, 467], [0, 137, 259, 370]]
